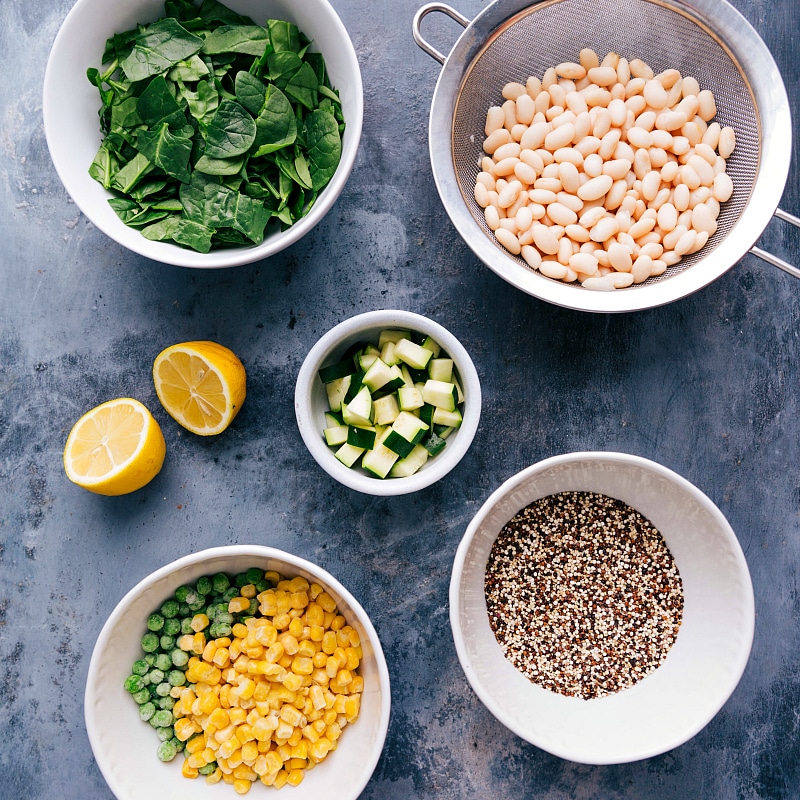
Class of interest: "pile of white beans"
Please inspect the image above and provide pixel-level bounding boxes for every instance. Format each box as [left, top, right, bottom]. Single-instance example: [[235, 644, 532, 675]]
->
[[474, 49, 736, 290]]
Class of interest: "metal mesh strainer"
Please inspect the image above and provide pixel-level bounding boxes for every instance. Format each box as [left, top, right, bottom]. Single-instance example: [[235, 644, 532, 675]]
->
[[414, 0, 795, 312]]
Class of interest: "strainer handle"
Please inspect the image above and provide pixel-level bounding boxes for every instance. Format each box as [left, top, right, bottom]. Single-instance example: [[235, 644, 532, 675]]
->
[[412, 2, 470, 65], [749, 208, 800, 280]]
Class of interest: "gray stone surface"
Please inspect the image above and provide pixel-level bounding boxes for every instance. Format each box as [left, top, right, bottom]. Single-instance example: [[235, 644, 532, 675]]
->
[[1, 0, 799, 797]]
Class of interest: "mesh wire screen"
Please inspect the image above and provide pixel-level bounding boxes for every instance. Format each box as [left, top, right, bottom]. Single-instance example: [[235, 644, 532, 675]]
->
[[451, 0, 760, 284]]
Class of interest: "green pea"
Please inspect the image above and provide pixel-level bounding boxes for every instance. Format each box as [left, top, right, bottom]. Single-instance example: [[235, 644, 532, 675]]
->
[[196, 576, 213, 595], [159, 635, 176, 653], [148, 668, 165, 686], [256, 579, 270, 593], [168, 669, 186, 687], [147, 613, 165, 632], [174, 586, 192, 603], [155, 726, 175, 744], [132, 688, 151, 705], [155, 653, 172, 672], [233, 572, 249, 588], [141, 632, 160, 653], [171, 649, 189, 668], [155, 682, 172, 697], [152, 709, 174, 728], [158, 695, 176, 710], [124, 674, 146, 693], [222, 587, 238, 602], [178, 603, 192, 619], [139, 701, 156, 722], [163, 617, 181, 636], [131, 659, 149, 676], [180, 618, 194, 635], [157, 740, 178, 762], [198, 762, 217, 775], [160, 599, 180, 619], [211, 573, 230, 594], [144, 653, 156, 666]]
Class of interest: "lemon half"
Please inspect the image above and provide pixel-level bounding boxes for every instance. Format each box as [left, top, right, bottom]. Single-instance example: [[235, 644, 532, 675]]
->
[[63, 397, 166, 495], [153, 341, 246, 436]]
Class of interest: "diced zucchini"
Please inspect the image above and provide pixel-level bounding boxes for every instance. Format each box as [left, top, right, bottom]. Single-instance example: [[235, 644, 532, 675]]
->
[[335, 443, 364, 467], [432, 407, 462, 427], [380, 340, 401, 366], [427, 358, 453, 383], [324, 411, 343, 427], [343, 372, 365, 403], [347, 426, 377, 450], [361, 440, 399, 478], [357, 351, 379, 371], [342, 385, 372, 428], [389, 444, 429, 478], [423, 431, 447, 456], [383, 411, 430, 457], [397, 386, 424, 411], [325, 375, 351, 413], [362, 358, 394, 393], [400, 365, 415, 386], [419, 402, 435, 427], [395, 338, 434, 370], [373, 394, 400, 426], [378, 329, 411, 347], [380, 365, 406, 393], [420, 336, 441, 357], [318, 358, 358, 383], [422, 379, 458, 412], [323, 425, 349, 446]]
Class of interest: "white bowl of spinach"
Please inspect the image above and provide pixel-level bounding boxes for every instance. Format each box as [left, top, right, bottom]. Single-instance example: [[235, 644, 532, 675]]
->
[[44, 0, 363, 267]]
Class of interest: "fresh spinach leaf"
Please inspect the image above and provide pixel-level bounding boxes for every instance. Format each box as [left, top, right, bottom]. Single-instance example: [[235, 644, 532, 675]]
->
[[285, 62, 319, 111], [121, 18, 204, 82], [137, 123, 193, 183], [203, 99, 256, 158], [202, 25, 270, 56], [253, 85, 296, 155], [110, 151, 153, 193], [305, 108, 342, 191]]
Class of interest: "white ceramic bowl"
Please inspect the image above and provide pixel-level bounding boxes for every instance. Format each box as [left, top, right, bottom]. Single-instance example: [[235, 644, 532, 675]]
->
[[450, 452, 754, 765], [85, 545, 391, 799], [295, 310, 481, 496], [43, 0, 363, 268]]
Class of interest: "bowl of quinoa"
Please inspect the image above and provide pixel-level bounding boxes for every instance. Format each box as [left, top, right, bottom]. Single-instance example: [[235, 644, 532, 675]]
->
[[449, 451, 754, 764]]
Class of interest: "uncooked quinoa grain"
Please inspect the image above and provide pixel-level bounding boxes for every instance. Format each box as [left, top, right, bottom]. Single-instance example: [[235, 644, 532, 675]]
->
[[484, 491, 683, 699]]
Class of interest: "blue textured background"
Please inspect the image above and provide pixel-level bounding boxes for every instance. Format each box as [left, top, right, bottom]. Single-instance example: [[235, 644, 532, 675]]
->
[[1, 0, 799, 797]]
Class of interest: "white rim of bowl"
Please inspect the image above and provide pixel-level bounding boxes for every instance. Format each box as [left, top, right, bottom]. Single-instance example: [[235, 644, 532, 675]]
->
[[43, 0, 364, 268], [449, 451, 755, 763], [295, 310, 482, 496], [84, 544, 391, 797]]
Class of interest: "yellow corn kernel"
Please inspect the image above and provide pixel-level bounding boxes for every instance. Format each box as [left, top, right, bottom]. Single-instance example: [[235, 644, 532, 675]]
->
[[230, 623, 248, 640], [213, 647, 231, 668], [205, 768, 223, 785], [280, 704, 305, 727], [208, 707, 230, 730], [174, 718, 200, 741], [235, 677, 256, 700], [309, 685, 326, 711], [350, 675, 364, 694], [240, 740, 259, 764], [344, 647, 361, 671], [323, 708, 338, 726], [258, 593, 277, 615], [178, 634, 195, 651], [308, 624, 325, 643], [222, 771, 235, 784], [277, 653, 293, 669], [287, 767, 305, 786], [170, 685, 184, 699], [345, 694, 361, 722], [252, 715, 276, 741], [229, 597, 250, 614], [234, 763, 258, 781], [278, 633, 299, 655], [264, 750, 283, 775], [229, 639, 242, 660], [185, 661, 221, 685], [288, 616, 304, 638], [182, 760, 200, 779], [273, 612, 291, 630], [232, 778, 252, 795], [233, 655, 251, 674], [305, 602, 324, 627], [192, 632, 206, 654], [227, 748, 244, 769], [240, 583, 257, 599], [237, 723, 255, 743], [184, 733, 206, 754], [202, 747, 217, 763], [291, 656, 314, 676], [330, 614, 346, 631], [253, 624, 277, 646], [326, 722, 342, 741], [290, 740, 308, 760], [333, 694, 347, 714], [320, 630, 337, 654], [335, 668, 353, 686], [201, 640, 217, 663], [301, 724, 320, 743], [297, 639, 317, 659], [191, 613, 210, 632], [325, 656, 340, 679], [218, 735, 242, 761], [308, 737, 332, 763], [198, 691, 220, 715], [187, 751, 208, 769], [273, 769, 289, 789], [279, 670, 302, 692], [228, 706, 247, 725], [217, 756, 232, 774]]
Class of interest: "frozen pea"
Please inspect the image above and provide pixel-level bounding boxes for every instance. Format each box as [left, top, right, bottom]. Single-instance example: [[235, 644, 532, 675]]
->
[[163, 617, 180, 636], [160, 599, 180, 619], [158, 695, 175, 711], [156, 739, 178, 762], [131, 688, 151, 705], [152, 709, 174, 728], [141, 633, 159, 653], [196, 576, 212, 596], [147, 613, 165, 632], [159, 635, 176, 653], [168, 670, 186, 687], [171, 649, 189, 668], [124, 675, 146, 694], [139, 701, 156, 722], [180, 618, 194, 635], [211, 573, 230, 594], [148, 669, 165, 686], [155, 682, 172, 697], [131, 659, 149, 676], [155, 653, 172, 672], [245, 567, 263, 585]]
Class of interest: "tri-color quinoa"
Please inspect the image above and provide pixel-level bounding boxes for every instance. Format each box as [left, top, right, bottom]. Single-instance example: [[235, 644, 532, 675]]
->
[[484, 491, 683, 699]]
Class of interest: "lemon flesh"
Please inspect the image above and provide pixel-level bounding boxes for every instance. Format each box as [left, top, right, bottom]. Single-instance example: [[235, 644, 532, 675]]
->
[[63, 398, 166, 496], [153, 341, 246, 436]]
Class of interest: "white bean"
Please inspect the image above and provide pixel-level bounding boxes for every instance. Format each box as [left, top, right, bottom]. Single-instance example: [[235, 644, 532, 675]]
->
[[557, 191, 584, 214], [578, 174, 613, 201], [697, 89, 717, 121], [495, 226, 522, 254], [657, 202, 678, 231], [544, 123, 576, 150], [502, 82, 527, 101], [493, 142, 521, 162], [520, 149, 545, 173], [582, 275, 616, 290], [604, 179, 628, 211], [644, 79, 668, 109], [713, 172, 734, 203], [674, 228, 698, 256], [570, 252, 600, 275], [474, 182, 489, 208], [539, 259, 568, 280], [520, 244, 542, 269], [584, 153, 604, 177], [590, 216, 620, 242], [629, 59, 654, 80], [532, 223, 561, 254], [718, 126, 736, 158], [632, 254, 653, 283], [627, 126, 653, 149], [565, 223, 591, 243], [547, 202, 579, 226], [691, 202, 718, 236], [608, 241, 633, 272], [485, 205, 501, 230]]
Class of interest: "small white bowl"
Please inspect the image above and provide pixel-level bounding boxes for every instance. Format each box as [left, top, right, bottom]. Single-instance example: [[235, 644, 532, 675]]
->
[[43, 0, 363, 268], [295, 310, 481, 496], [450, 452, 754, 765], [85, 545, 391, 799]]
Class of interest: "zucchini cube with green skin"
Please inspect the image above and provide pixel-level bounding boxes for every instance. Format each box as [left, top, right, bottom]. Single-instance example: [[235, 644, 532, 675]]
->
[[432, 406, 462, 427], [394, 338, 434, 370], [380, 340, 402, 366], [383, 411, 430, 458], [326, 375, 351, 413], [357, 351, 380, 371], [362, 358, 395, 393], [361, 430, 399, 478], [341, 385, 372, 428], [378, 329, 411, 347], [389, 444, 430, 478], [318, 358, 358, 384], [323, 424, 349, 446], [420, 336, 441, 357], [423, 431, 447, 456], [427, 358, 454, 383], [347, 426, 377, 450], [373, 393, 400, 426], [335, 442, 364, 468], [397, 385, 424, 411], [422, 379, 458, 412]]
